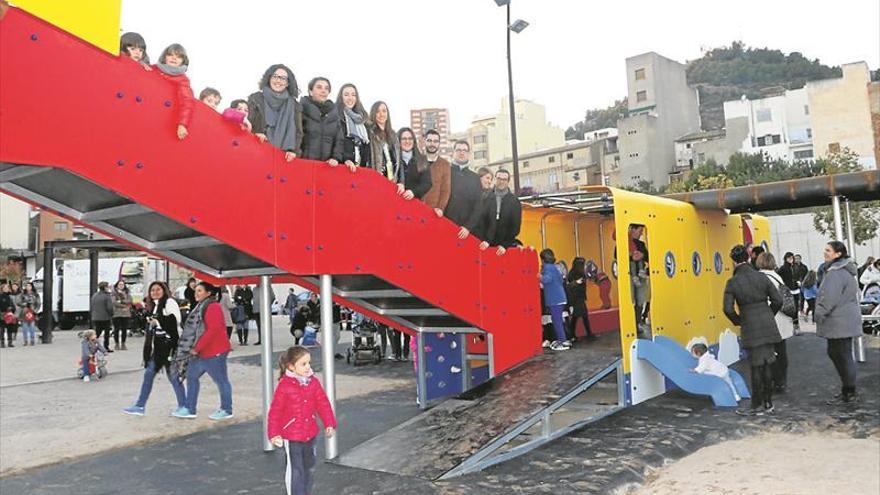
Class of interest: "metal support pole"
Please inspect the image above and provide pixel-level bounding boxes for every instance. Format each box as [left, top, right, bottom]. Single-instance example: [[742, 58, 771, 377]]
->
[[41, 244, 54, 343], [259, 275, 274, 452], [417, 332, 428, 410], [320, 275, 338, 459], [844, 199, 856, 260], [506, 2, 521, 194], [831, 195, 844, 241], [88, 249, 99, 327]]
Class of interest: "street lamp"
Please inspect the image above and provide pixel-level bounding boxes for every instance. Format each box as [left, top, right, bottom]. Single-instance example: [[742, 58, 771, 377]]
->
[[493, 0, 529, 194]]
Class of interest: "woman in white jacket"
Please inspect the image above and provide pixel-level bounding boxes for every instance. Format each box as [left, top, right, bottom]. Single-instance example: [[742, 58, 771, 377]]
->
[[756, 253, 793, 393]]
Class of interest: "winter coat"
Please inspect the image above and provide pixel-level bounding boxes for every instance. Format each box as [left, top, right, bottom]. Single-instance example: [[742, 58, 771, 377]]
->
[[445, 164, 483, 227], [143, 297, 181, 370], [469, 190, 522, 248], [367, 131, 402, 184], [153, 68, 194, 128], [184, 286, 196, 309], [267, 373, 337, 442], [219, 292, 234, 327], [761, 270, 794, 340], [422, 158, 451, 211], [253, 286, 277, 314], [792, 262, 808, 286], [402, 154, 433, 199], [192, 302, 232, 358], [723, 263, 782, 349], [15, 292, 41, 318], [0, 292, 14, 314], [541, 263, 567, 307], [298, 97, 344, 162], [246, 91, 303, 154], [814, 258, 862, 339], [777, 262, 800, 291], [860, 267, 880, 288], [341, 133, 371, 166], [234, 287, 254, 317], [112, 289, 132, 318], [566, 273, 588, 316], [90, 291, 114, 322]]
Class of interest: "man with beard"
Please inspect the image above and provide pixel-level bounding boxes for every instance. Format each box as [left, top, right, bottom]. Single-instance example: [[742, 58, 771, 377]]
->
[[420, 129, 451, 218], [445, 140, 482, 230]]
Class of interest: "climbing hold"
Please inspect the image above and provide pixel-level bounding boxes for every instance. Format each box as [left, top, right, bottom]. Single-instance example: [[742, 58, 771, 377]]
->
[[30, 34, 38, 41], [116, 92, 124, 99], [189, 216, 198, 224], [232, 140, 239, 147], [164, 100, 172, 107], [280, 233, 287, 240], [135, 162, 144, 169], [267, 232, 274, 238], [116, 160, 125, 167], [266, 173, 273, 180], [135, 96, 143, 103], [280, 176, 287, 183]]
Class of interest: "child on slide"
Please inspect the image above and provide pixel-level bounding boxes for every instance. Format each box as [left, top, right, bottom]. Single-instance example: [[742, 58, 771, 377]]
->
[[689, 343, 740, 401]]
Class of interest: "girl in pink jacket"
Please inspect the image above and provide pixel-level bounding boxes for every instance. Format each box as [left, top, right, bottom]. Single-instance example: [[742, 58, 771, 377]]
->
[[268, 346, 336, 495]]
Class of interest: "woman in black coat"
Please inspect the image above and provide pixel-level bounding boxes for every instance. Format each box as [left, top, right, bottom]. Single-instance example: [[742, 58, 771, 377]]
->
[[247, 64, 301, 162], [723, 245, 783, 416], [566, 257, 595, 342], [299, 77, 344, 165], [336, 83, 370, 172], [398, 127, 432, 200]]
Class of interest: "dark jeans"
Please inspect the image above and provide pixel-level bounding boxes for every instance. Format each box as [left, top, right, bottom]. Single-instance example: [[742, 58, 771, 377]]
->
[[235, 322, 249, 343], [135, 360, 187, 409], [750, 363, 774, 409], [285, 437, 317, 495], [771, 339, 788, 388], [186, 353, 233, 414], [378, 325, 389, 357], [390, 330, 411, 359], [827, 337, 858, 393], [94, 320, 112, 348], [549, 304, 567, 343], [569, 307, 593, 339], [112, 317, 129, 345]]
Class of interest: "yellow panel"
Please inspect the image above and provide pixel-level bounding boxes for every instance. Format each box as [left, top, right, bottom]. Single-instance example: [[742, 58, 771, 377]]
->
[[575, 215, 620, 309], [14, 0, 121, 54]]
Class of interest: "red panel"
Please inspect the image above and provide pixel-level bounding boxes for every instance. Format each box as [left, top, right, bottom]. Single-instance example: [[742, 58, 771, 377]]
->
[[0, 8, 542, 379]]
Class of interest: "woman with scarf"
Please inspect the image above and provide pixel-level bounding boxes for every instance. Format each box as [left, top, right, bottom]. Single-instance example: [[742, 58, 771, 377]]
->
[[398, 127, 432, 200], [247, 64, 301, 162], [368, 101, 413, 200], [172, 282, 233, 420], [144, 44, 194, 140], [337, 83, 370, 173], [123, 282, 186, 416]]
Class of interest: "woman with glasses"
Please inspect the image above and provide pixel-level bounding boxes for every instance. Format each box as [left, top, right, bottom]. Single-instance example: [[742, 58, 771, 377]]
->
[[247, 64, 301, 162], [398, 127, 432, 200]]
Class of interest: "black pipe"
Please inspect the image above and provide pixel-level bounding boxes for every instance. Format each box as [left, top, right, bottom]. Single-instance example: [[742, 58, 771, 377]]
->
[[41, 242, 54, 343]]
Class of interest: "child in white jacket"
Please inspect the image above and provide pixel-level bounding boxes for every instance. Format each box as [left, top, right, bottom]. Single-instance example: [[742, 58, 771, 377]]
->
[[690, 343, 740, 401]]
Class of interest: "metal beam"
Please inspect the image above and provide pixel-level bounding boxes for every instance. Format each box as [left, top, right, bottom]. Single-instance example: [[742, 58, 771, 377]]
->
[[320, 274, 338, 459], [259, 275, 274, 452], [418, 326, 483, 334], [150, 236, 222, 251], [0, 165, 51, 182], [336, 289, 412, 299], [218, 267, 286, 278], [80, 203, 150, 222]]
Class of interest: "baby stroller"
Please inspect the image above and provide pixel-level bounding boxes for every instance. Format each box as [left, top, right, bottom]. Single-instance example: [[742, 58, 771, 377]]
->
[[346, 316, 382, 366], [861, 283, 880, 335], [76, 349, 108, 379]]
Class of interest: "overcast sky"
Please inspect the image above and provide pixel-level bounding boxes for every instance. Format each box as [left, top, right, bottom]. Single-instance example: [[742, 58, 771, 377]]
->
[[121, 0, 879, 132]]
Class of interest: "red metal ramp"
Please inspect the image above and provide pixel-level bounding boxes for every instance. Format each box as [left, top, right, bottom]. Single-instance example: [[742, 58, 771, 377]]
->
[[0, 8, 541, 383]]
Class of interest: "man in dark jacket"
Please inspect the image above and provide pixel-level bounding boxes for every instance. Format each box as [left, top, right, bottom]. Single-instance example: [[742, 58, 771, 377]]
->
[[776, 252, 802, 332], [473, 169, 522, 255], [90, 282, 115, 352], [723, 245, 782, 416], [298, 77, 343, 163], [446, 140, 482, 227]]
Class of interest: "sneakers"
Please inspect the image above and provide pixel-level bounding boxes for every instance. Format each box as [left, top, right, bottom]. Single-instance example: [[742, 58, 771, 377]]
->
[[171, 407, 197, 419], [123, 406, 145, 416], [550, 341, 571, 351], [82, 375, 90, 383], [735, 407, 764, 417], [208, 409, 234, 421], [764, 403, 775, 414], [826, 392, 860, 406], [542, 340, 551, 349]]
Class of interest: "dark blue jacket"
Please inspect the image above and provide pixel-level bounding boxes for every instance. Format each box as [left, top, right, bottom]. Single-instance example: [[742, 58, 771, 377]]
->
[[541, 263, 567, 307]]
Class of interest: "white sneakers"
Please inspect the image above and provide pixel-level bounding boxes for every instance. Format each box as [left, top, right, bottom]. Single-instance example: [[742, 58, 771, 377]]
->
[[549, 341, 571, 351]]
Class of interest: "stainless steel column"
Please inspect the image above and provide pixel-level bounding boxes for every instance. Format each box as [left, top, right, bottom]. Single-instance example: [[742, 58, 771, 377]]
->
[[259, 276, 274, 452], [845, 200, 866, 363], [831, 195, 844, 240], [320, 275, 338, 459]]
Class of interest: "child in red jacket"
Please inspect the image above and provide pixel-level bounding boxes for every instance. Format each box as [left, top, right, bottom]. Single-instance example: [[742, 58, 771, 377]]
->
[[145, 43, 194, 140], [268, 346, 336, 495]]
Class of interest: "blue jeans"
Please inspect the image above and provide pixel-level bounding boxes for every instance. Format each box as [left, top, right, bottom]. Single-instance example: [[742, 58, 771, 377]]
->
[[549, 304, 567, 343], [20, 321, 37, 342], [135, 360, 187, 409], [185, 353, 232, 414]]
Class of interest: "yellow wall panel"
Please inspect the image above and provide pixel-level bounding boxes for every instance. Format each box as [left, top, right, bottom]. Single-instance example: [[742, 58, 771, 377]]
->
[[14, 0, 121, 54]]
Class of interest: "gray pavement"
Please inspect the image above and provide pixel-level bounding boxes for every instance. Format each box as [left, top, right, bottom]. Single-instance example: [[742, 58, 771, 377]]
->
[[1, 333, 877, 494]]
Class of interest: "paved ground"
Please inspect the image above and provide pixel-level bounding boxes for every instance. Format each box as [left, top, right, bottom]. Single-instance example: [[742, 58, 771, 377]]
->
[[1, 332, 877, 494]]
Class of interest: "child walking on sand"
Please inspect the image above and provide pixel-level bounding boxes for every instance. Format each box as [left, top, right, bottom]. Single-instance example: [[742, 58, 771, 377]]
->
[[690, 343, 740, 401], [268, 346, 336, 495]]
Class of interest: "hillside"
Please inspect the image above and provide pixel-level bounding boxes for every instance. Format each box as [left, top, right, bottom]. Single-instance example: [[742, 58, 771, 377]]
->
[[566, 42, 841, 138]]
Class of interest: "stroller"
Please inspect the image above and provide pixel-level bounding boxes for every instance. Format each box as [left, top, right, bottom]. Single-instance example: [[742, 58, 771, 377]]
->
[[346, 315, 382, 366], [861, 283, 880, 335]]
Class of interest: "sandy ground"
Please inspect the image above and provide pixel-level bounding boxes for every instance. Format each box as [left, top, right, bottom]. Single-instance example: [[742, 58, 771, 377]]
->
[[626, 432, 880, 495], [0, 319, 410, 476]]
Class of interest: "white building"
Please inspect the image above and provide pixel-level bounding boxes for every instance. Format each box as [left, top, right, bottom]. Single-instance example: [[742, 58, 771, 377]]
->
[[722, 88, 813, 162], [0, 193, 31, 251]]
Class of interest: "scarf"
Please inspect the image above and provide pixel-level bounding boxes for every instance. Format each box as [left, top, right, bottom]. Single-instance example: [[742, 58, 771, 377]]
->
[[285, 368, 313, 386], [157, 63, 187, 76], [261, 86, 298, 152], [173, 298, 212, 380], [402, 150, 413, 163], [343, 107, 370, 145], [494, 187, 509, 220]]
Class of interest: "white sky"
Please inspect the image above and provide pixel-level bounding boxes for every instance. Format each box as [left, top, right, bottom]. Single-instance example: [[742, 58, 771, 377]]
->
[[122, 0, 880, 132]]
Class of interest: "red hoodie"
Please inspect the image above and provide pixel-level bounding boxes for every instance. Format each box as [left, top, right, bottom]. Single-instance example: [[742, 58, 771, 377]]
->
[[153, 66, 194, 128], [192, 302, 231, 358], [267, 373, 337, 443]]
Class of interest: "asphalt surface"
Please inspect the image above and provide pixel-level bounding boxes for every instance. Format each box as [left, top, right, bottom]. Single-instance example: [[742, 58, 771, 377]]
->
[[1, 334, 877, 495]]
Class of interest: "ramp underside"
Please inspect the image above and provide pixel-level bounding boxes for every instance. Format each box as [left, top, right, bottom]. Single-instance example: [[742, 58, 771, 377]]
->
[[335, 332, 622, 479]]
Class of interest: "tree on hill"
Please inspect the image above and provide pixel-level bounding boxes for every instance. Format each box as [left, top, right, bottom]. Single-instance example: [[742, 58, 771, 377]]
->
[[565, 99, 627, 140]]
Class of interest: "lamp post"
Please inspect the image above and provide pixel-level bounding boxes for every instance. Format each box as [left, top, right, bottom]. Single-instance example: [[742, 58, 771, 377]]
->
[[494, 0, 528, 194]]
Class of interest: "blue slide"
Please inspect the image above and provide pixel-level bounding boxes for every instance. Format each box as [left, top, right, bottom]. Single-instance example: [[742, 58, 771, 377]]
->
[[636, 336, 750, 407]]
